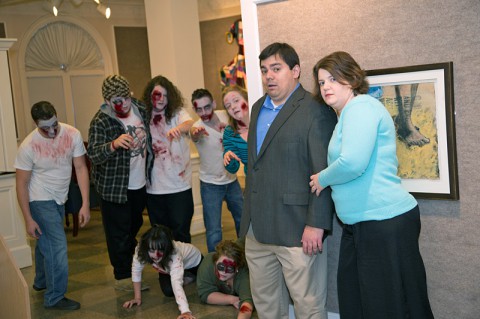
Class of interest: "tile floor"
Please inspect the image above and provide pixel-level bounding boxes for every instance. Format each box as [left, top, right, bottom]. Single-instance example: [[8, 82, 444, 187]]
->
[[21, 207, 247, 319]]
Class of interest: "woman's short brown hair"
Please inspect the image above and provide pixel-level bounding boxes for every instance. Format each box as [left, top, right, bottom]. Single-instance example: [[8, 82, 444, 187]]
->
[[313, 51, 369, 104]]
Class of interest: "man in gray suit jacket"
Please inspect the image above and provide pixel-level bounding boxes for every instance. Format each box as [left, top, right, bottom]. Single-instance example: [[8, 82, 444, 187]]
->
[[240, 43, 337, 318]]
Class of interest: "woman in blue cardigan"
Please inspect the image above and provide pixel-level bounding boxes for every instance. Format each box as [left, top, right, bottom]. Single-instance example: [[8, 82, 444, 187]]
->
[[222, 86, 249, 175], [310, 51, 434, 319]]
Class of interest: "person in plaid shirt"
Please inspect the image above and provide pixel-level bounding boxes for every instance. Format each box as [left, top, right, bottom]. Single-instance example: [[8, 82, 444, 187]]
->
[[88, 75, 153, 291]]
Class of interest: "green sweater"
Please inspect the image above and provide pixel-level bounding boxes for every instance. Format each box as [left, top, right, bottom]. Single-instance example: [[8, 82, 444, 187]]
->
[[196, 253, 253, 306]]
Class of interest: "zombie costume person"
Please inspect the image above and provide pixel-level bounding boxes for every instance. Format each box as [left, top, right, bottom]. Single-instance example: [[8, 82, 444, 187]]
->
[[15, 101, 90, 310], [190, 88, 243, 253], [196, 240, 253, 319], [123, 225, 202, 319], [142, 75, 195, 244], [88, 75, 152, 291], [222, 86, 249, 175]]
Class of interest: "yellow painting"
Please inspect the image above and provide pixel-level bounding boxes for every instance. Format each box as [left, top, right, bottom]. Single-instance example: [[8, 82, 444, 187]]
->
[[369, 83, 439, 179]]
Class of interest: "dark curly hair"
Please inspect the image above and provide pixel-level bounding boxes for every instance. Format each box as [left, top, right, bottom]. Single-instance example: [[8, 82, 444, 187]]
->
[[142, 75, 184, 124], [313, 51, 369, 105], [212, 240, 246, 270], [137, 224, 175, 271]]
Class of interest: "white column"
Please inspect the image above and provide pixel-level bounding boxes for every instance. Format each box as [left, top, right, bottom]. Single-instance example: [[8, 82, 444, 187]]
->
[[0, 39, 32, 268], [0, 39, 18, 172], [144, 0, 204, 100], [143, 1, 205, 235]]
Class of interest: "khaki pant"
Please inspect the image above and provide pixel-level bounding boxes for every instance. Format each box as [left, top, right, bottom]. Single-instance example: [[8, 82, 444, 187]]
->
[[245, 228, 328, 319]]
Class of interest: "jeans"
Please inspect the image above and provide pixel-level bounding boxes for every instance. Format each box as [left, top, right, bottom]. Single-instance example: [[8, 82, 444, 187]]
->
[[200, 180, 243, 252], [30, 200, 68, 307]]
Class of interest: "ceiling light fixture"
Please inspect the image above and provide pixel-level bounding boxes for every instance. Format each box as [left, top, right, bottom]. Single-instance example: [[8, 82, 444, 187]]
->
[[44, 0, 111, 19], [96, 3, 111, 19], [51, 0, 63, 16]]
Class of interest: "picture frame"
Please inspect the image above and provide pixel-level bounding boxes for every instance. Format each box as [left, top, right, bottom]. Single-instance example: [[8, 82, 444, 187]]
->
[[366, 62, 459, 200]]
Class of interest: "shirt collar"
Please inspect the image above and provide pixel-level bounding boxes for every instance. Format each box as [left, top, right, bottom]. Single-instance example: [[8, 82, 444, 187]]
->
[[262, 83, 300, 110]]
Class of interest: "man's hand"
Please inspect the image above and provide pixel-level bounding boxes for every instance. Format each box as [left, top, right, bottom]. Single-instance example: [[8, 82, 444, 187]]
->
[[190, 126, 209, 141], [301, 225, 324, 256], [26, 219, 41, 239], [78, 205, 90, 228], [112, 134, 134, 150]]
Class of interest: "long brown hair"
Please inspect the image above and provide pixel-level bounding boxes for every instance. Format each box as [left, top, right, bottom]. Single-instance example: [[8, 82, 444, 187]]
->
[[142, 75, 184, 124]]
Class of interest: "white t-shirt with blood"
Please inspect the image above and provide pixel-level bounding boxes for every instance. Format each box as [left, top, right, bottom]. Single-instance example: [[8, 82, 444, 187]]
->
[[117, 112, 147, 190], [148, 109, 192, 194], [192, 110, 236, 185], [14, 123, 86, 205]]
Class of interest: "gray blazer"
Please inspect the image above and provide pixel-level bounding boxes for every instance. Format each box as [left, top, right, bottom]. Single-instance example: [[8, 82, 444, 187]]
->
[[239, 85, 337, 247]]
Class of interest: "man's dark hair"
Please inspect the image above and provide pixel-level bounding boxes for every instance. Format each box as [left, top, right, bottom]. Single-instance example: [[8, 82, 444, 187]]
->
[[31, 101, 57, 122], [191, 88, 213, 104], [259, 42, 300, 70]]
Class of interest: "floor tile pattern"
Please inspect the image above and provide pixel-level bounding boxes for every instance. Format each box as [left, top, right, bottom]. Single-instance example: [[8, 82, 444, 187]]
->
[[21, 207, 250, 319]]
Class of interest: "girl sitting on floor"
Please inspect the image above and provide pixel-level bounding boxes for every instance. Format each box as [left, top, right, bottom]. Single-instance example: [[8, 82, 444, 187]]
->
[[123, 224, 202, 319]]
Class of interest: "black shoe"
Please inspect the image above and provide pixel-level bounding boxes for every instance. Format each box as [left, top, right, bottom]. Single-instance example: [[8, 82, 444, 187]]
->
[[32, 285, 46, 291], [45, 298, 81, 310]]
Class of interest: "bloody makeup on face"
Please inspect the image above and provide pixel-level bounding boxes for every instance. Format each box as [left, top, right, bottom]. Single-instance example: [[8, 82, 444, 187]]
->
[[148, 248, 164, 260], [151, 85, 168, 112], [37, 116, 59, 138], [223, 92, 248, 121], [193, 99, 214, 122], [216, 259, 236, 274], [110, 96, 131, 118], [152, 91, 163, 104]]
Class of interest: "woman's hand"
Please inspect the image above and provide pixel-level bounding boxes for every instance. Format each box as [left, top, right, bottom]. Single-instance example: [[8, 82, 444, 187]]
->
[[224, 151, 241, 166], [309, 173, 324, 196], [122, 298, 141, 308], [177, 312, 196, 319], [167, 127, 183, 141], [229, 295, 240, 309]]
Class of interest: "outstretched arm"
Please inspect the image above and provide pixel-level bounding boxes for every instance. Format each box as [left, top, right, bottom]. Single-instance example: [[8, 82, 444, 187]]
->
[[168, 120, 195, 140]]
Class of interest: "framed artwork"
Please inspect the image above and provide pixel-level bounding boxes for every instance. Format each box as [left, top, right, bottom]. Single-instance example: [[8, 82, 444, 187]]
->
[[366, 62, 459, 200]]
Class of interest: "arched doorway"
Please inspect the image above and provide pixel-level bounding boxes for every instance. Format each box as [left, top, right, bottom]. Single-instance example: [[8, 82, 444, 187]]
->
[[18, 15, 113, 139]]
